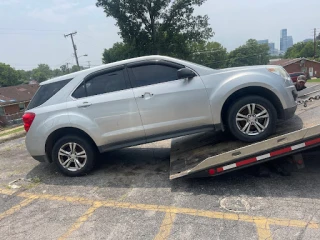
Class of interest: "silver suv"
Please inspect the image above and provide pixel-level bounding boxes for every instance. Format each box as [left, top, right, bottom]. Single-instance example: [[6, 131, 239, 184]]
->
[[24, 56, 297, 176]]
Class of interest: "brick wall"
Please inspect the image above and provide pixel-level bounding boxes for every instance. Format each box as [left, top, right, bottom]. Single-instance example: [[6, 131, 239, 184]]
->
[[284, 61, 320, 78], [0, 101, 30, 126], [4, 104, 20, 115]]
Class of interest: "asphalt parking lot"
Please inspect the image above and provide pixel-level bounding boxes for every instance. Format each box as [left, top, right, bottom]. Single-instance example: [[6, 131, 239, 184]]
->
[[1, 135, 320, 240]]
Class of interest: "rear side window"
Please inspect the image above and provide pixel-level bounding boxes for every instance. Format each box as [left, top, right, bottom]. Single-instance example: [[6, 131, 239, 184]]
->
[[72, 69, 128, 98], [27, 79, 71, 110], [130, 64, 179, 88]]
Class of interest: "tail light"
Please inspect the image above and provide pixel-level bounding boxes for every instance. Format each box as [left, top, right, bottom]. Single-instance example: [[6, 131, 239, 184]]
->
[[22, 112, 36, 132]]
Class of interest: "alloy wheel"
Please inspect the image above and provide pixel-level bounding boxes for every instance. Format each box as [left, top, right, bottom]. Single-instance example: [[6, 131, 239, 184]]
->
[[235, 103, 270, 136], [58, 142, 87, 172]]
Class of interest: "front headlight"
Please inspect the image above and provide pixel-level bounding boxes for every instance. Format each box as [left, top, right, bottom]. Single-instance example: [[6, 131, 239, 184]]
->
[[267, 66, 293, 83]]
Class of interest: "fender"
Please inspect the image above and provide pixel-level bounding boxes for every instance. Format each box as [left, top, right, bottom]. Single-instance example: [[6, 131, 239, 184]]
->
[[201, 71, 287, 126]]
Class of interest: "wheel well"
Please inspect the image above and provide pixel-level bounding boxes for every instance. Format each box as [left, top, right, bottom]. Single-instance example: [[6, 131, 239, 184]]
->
[[221, 87, 283, 125], [45, 127, 98, 162]]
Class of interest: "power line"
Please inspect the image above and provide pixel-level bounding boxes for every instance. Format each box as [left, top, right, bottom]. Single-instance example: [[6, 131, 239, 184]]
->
[[0, 27, 67, 32]]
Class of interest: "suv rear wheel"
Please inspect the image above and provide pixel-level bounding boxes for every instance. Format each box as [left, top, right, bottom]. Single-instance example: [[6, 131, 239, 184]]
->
[[52, 135, 96, 177], [227, 95, 277, 142]]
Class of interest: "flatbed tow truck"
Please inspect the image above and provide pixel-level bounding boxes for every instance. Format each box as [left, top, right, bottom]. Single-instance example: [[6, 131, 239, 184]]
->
[[170, 84, 320, 179]]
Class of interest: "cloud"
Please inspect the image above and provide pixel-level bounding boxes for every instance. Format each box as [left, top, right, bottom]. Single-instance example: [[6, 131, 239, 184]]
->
[[28, 8, 68, 24], [0, 0, 21, 5], [27, 0, 95, 24]]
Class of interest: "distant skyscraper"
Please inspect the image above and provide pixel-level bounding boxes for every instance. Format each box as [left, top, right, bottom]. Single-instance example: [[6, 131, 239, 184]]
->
[[268, 42, 275, 55], [287, 36, 293, 49], [257, 39, 269, 44], [258, 40, 278, 55], [280, 29, 288, 53], [280, 29, 293, 53], [303, 39, 313, 43]]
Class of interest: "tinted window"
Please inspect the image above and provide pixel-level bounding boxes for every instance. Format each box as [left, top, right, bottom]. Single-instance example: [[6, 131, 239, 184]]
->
[[72, 83, 86, 99], [72, 70, 127, 98], [131, 64, 179, 88], [27, 79, 71, 110]]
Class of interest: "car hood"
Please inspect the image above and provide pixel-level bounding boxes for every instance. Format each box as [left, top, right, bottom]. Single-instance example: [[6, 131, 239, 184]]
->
[[216, 65, 268, 73]]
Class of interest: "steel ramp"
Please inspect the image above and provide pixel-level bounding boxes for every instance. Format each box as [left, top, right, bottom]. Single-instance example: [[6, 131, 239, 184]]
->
[[170, 92, 320, 179]]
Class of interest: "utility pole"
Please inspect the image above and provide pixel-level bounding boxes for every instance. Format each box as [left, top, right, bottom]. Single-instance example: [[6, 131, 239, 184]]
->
[[87, 61, 91, 68], [314, 28, 317, 59], [64, 32, 80, 69]]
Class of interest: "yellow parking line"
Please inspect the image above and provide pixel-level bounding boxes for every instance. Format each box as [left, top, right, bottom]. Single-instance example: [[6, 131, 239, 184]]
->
[[0, 198, 34, 221], [0, 189, 318, 237], [58, 202, 103, 240], [0, 188, 16, 195], [254, 219, 272, 240], [154, 212, 177, 240]]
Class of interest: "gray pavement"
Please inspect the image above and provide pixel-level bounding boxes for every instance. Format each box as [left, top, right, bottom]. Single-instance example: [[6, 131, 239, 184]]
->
[[1, 136, 320, 240]]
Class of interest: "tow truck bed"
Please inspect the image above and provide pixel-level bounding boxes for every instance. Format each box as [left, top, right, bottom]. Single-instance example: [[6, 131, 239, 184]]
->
[[170, 86, 320, 179]]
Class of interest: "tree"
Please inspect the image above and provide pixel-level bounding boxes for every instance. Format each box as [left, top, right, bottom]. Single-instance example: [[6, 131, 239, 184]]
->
[[102, 42, 137, 64], [60, 64, 69, 75], [317, 33, 320, 41], [96, 0, 213, 58], [70, 65, 85, 73], [187, 41, 228, 69], [16, 69, 32, 84], [0, 63, 20, 87], [32, 64, 52, 82], [228, 39, 269, 67], [52, 68, 62, 77], [285, 41, 320, 59]]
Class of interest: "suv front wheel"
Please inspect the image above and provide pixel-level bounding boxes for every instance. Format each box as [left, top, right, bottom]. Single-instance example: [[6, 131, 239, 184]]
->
[[227, 95, 277, 142], [52, 135, 96, 177]]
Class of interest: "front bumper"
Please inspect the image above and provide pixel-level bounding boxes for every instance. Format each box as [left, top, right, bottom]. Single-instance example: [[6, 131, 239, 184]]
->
[[283, 105, 298, 120], [32, 155, 51, 163]]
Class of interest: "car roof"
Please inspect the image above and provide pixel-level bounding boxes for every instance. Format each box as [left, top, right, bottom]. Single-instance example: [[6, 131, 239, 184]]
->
[[41, 55, 214, 86]]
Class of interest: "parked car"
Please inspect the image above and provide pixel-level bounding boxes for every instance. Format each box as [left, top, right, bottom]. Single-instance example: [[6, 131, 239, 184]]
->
[[289, 72, 307, 91], [23, 56, 297, 176]]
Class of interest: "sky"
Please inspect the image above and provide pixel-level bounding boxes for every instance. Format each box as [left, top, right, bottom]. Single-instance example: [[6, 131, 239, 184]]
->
[[0, 0, 319, 70]]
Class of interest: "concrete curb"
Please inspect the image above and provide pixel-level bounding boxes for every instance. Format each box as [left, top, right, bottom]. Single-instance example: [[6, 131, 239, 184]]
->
[[0, 131, 26, 144]]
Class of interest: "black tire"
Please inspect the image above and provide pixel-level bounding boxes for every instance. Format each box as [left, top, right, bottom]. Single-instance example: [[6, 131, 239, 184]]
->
[[227, 95, 277, 143], [52, 135, 96, 177]]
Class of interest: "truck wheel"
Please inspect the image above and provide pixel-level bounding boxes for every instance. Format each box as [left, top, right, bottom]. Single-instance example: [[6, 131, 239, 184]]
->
[[52, 135, 96, 177], [227, 95, 277, 142]]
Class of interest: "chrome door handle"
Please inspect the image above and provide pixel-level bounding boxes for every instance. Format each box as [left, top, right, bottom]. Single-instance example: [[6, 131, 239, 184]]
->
[[141, 92, 154, 99], [78, 102, 92, 108]]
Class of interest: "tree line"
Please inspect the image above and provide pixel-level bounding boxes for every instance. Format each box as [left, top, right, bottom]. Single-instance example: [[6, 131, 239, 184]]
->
[[0, 63, 84, 87], [284, 37, 320, 60], [0, 38, 270, 87]]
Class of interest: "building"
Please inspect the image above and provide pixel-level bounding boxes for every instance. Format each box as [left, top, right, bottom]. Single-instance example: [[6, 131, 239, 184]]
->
[[269, 58, 320, 78], [257, 39, 269, 45], [268, 42, 280, 56], [303, 39, 313, 43], [287, 36, 293, 49], [280, 29, 288, 53], [0, 84, 39, 126], [280, 29, 293, 53], [258, 40, 279, 56]]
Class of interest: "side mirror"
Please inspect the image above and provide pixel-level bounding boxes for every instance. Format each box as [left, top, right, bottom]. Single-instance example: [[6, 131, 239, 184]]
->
[[177, 68, 196, 79]]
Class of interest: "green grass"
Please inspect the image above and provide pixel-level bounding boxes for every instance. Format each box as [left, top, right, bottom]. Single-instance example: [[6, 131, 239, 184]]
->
[[0, 126, 25, 137], [308, 78, 320, 83]]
